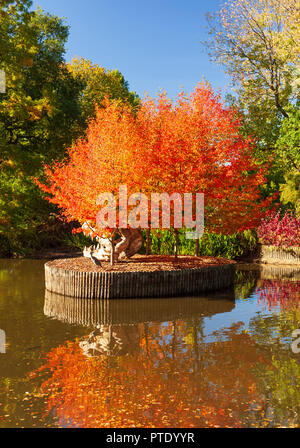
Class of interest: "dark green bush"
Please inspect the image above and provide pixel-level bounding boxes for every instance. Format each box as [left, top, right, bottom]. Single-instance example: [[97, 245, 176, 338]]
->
[[141, 229, 258, 260]]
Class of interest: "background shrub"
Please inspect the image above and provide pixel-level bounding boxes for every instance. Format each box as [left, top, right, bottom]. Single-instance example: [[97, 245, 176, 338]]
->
[[141, 229, 258, 260], [257, 212, 300, 247]]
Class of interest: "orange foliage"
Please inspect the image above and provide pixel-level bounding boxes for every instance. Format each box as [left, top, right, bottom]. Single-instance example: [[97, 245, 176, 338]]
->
[[34, 322, 265, 428], [36, 84, 274, 239]]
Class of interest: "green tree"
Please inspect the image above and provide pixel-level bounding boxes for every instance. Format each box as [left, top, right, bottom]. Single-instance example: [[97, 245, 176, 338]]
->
[[276, 105, 300, 215], [0, 2, 140, 255], [67, 57, 140, 128], [206, 0, 299, 123], [276, 104, 300, 171], [205, 0, 299, 202], [0, 0, 84, 254]]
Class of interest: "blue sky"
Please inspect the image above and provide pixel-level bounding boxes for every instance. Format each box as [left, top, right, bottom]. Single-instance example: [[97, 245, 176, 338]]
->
[[32, 0, 229, 100]]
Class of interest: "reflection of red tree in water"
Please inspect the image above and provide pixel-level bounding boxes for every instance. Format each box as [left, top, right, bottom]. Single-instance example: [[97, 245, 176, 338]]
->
[[33, 322, 265, 428], [256, 280, 300, 311]]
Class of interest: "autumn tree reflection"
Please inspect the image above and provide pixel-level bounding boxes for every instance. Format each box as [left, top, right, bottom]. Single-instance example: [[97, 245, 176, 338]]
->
[[256, 279, 300, 312], [34, 321, 266, 428]]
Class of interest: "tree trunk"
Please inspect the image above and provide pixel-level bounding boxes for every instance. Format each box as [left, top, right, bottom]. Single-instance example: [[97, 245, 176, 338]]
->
[[146, 228, 151, 255], [274, 91, 288, 118], [110, 236, 115, 266], [174, 229, 179, 260], [82, 225, 143, 264], [195, 238, 199, 257]]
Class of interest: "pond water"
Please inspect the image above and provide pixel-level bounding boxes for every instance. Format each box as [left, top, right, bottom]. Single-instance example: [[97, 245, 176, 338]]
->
[[0, 259, 299, 428]]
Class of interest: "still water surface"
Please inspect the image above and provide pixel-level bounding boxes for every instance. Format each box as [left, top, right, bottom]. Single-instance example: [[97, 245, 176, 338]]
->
[[0, 259, 299, 428]]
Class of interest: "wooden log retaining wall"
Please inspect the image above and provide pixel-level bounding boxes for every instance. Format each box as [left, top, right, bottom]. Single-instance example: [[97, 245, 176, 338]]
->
[[45, 261, 236, 299], [260, 245, 300, 265]]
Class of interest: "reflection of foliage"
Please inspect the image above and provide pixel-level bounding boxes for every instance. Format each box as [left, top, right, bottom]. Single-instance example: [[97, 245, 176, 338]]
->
[[33, 322, 266, 428], [254, 356, 300, 427], [249, 304, 300, 427], [2, 260, 300, 428], [235, 269, 258, 299], [0, 375, 53, 428], [256, 280, 300, 312], [0, 259, 88, 428], [79, 325, 140, 357]]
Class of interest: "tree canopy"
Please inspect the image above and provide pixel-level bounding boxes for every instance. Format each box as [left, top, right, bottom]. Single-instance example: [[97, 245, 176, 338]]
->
[[0, 0, 140, 255], [206, 0, 299, 123], [205, 0, 300, 213], [37, 84, 273, 243], [67, 57, 140, 127]]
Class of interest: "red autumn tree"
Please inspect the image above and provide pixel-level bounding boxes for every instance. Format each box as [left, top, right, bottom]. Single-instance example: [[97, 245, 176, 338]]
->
[[137, 85, 273, 233], [36, 83, 273, 262]]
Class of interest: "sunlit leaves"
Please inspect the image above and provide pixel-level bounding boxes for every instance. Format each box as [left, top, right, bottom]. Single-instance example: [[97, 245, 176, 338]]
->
[[37, 83, 273, 240], [257, 211, 300, 246]]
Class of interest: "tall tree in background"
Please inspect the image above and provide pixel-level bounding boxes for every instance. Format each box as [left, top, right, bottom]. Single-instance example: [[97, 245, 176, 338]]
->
[[0, 0, 84, 164], [67, 57, 140, 129], [205, 0, 299, 207], [0, 0, 83, 254], [0, 1, 139, 255], [276, 104, 300, 216], [206, 0, 299, 137]]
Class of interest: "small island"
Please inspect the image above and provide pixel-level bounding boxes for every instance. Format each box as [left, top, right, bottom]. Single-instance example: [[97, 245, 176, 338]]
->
[[45, 255, 236, 299]]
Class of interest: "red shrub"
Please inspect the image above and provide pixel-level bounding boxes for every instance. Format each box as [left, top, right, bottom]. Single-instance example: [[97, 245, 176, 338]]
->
[[257, 212, 300, 247]]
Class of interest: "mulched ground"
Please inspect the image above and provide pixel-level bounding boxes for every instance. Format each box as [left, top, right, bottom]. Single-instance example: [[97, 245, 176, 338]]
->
[[47, 254, 235, 273]]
